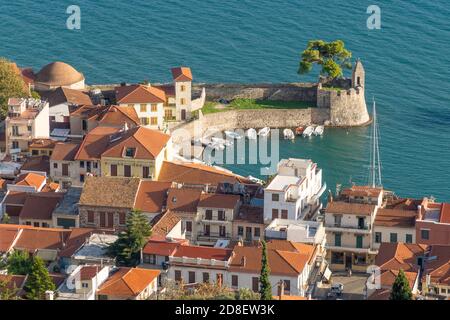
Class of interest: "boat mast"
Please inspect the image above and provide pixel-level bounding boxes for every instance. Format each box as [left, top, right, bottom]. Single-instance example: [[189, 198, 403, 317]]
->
[[369, 98, 382, 188]]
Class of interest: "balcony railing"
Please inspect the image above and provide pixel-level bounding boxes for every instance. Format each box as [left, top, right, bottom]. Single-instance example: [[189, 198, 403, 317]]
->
[[197, 232, 231, 241]]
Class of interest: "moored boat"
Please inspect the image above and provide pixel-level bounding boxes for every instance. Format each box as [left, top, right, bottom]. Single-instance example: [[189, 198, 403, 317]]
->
[[258, 127, 270, 137], [283, 128, 295, 140], [224, 130, 243, 140], [314, 125, 324, 136], [302, 126, 314, 137], [295, 126, 304, 135], [246, 128, 257, 140]]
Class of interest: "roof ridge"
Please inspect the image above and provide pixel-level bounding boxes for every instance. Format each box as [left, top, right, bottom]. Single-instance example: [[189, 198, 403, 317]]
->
[[274, 249, 304, 274], [116, 84, 139, 104]]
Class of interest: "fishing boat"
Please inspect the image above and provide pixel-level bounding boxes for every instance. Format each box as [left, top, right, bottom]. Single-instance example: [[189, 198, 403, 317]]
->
[[302, 126, 314, 137], [246, 128, 257, 140], [314, 125, 324, 136], [211, 137, 233, 147], [283, 128, 295, 140], [295, 126, 305, 135], [224, 130, 242, 140], [258, 127, 270, 137]]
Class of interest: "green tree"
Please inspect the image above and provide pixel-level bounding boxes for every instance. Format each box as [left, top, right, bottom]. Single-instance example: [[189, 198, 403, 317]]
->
[[236, 287, 260, 300], [0, 57, 28, 119], [259, 240, 272, 300], [0, 276, 19, 300], [30, 90, 40, 99], [108, 209, 152, 267], [298, 40, 352, 80], [6, 250, 33, 275], [390, 269, 413, 300], [24, 256, 55, 300], [1, 213, 10, 224]]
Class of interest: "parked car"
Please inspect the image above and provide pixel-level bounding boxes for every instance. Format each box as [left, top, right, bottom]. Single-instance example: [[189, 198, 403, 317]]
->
[[330, 283, 344, 296]]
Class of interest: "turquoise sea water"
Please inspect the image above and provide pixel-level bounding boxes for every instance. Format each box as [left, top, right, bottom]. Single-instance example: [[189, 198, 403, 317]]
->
[[1, 1, 449, 200]]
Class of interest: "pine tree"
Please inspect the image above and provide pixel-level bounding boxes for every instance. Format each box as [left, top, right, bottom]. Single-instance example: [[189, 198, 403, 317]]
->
[[6, 250, 32, 275], [24, 256, 56, 300], [108, 209, 152, 267], [390, 269, 413, 300], [259, 240, 272, 300]]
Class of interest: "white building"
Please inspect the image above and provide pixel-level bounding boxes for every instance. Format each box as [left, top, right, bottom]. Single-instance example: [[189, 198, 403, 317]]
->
[[265, 218, 326, 247], [264, 158, 325, 223]]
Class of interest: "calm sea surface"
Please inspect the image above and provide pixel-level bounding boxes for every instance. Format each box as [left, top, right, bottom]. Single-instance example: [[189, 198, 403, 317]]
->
[[1, 0, 449, 200]]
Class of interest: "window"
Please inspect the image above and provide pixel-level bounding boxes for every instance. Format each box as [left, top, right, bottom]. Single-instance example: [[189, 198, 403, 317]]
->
[[80, 161, 85, 168], [334, 233, 342, 247], [119, 212, 126, 225], [180, 98, 186, 105], [202, 273, 209, 283], [283, 280, 291, 294], [218, 210, 225, 221], [357, 217, 365, 229], [12, 141, 19, 149], [42, 223, 49, 228], [80, 174, 85, 183], [356, 235, 363, 248], [281, 209, 288, 219], [205, 210, 212, 220], [188, 271, 196, 284], [93, 162, 98, 169], [87, 211, 94, 223], [219, 226, 226, 237], [62, 164, 69, 177], [140, 104, 147, 112], [272, 194, 279, 201], [150, 117, 158, 125], [237, 226, 243, 236], [27, 125, 32, 132], [271, 209, 279, 220], [390, 233, 398, 243], [82, 283, 89, 288], [143, 166, 150, 179], [140, 117, 149, 125], [331, 252, 344, 264], [33, 222, 39, 227], [252, 277, 259, 292], [254, 228, 260, 237], [231, 275, 238, 288], [405, 234, 413, 244], [32, 150, 38, 156], [185, 221, 192, 232], [375, 232, 382, 243], [151, 104, 157, 112], [175, 270, 182, 282], [421, 229, 430, 240], [181, 85, 186, 92], [110, 164, 117, 176], [125, 147, 135, 157], [334, 215, 342, 227], [124, 165, 131, 177], [164, 109, 173, 120], [25, 221, 31, 226], [53, 163, 58, 169], [82, 120, 87, 131]]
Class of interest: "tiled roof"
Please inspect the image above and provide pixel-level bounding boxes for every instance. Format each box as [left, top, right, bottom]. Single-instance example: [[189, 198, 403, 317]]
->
[[74, 126, 121, 160], [374, 208, 417, 228], [97, 267, 160, 297], [150, 210, 181, 238], [42, 87, 92, 107], [0, 227, 20, 252], [96, 105, 140, 127], [51, 142, 80, 161], [143, 239, 183, 256], [19, 193, 64, 220], [423, 245, 450, 286], [79, 266, 100, 280], [4, 191, 28, 207], [29, 138, 57, 150], [166, 188, 202, 213], [79, 176, 140, 208], [134, 181, 171, 213], [172, 245, 232, 261], [235, 205, 264, 224], [20, 155, 50, 174], [440, 203, 450, 224], [12, 226, 71, 252], [325, 201, 376, 216], [198, 193, 240, 209], [153, 84, 175, 97], [58, 228, 98, 258], [115, 85, 166, 104], [375, 242, 427, 272], [379, 269, 418, 288], [158, 161, 252, 186], [341, 185, 383, 198], [101, 126, 170, 160], [15, 172, 46, 190], [171, 67, 193, 82]]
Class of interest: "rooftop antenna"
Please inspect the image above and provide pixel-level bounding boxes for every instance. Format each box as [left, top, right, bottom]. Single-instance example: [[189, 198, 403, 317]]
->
[[369, 97, 382, 188]]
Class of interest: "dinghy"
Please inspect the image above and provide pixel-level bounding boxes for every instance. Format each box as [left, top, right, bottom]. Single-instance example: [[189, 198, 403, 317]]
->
[[258, 127, 270, 137], [283, 128, 295, 140], [224, 130, 242, 140], [302, 126, 314, 137], [314, 125, 324, 136], [246, 128, 257, 140]]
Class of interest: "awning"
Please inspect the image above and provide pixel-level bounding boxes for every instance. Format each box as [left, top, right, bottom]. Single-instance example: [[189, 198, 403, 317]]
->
[[323, 266, 332, 281]]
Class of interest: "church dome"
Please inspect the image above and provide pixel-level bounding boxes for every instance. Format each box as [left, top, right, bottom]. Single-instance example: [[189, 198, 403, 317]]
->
[[35, 61, 84, 86]]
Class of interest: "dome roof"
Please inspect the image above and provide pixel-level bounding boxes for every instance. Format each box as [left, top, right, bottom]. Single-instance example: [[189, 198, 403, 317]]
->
[[35, 61, 84, 86]]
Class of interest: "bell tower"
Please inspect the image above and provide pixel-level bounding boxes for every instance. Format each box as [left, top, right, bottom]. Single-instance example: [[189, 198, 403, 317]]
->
[[352, 59, 365, 89]]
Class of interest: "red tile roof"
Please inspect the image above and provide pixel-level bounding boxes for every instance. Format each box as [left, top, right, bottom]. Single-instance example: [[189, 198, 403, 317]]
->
[[440, 203, 450, 224], [51, 142, 80, 161], [143, 239, 182, 256], [0, 227, 20, 252], [172, 245, 232, 261], [325, 201, 377, 216], [171, 67, 193, 82], [134, 181, 172, 213], [166, 188, 202, 213], [19, 193, 64, 220], [15, 173, 46, 190], [75, 126, 121, 160], [150, 210, 181, 238], [341, 185, 383, 198], [198, 193, 240, 209], [96, 105, 140, 127], [423, 245, 450, 286], [97, 267, 160, 297], [115, 85, 166, 104], [79, 266, 101, 280], [375, 242, 427, 272], [374, 208, 417, 228]]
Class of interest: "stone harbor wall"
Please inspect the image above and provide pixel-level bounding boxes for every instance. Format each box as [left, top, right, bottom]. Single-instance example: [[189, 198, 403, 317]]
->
[[192, 83, 318, 102]]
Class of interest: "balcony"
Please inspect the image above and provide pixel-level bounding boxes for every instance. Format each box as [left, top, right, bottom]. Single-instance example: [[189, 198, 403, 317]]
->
[[9, 132, 32, 140], [197, 231, 231, 242], [325, 224, 370, 234], [325, 245, 372, 254], [202, 217, 229, 224]]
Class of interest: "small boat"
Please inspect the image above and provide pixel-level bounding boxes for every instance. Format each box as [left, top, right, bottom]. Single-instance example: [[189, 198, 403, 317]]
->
[[295, 126, 305, 135], [211, 137, 233, 146], [314, 125, 324, 136], [224, 130, 242, 140], [283, 128, 295, 140], [258, 127, 270, 137], [302, 126, 314, 138], [208, 142, 225, 151], [246, 128, 257, 140]]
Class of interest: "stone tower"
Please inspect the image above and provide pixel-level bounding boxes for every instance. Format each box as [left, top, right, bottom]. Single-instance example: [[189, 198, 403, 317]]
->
[[352, 59, 365, 89]]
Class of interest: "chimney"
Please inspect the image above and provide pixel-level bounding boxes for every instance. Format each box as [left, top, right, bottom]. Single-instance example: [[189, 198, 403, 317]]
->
[[45, 290, 54, 301], [241, 256, 246, 266]]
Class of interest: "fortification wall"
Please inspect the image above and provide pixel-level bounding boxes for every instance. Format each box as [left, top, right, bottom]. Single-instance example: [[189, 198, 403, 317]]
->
[[192, 83, 318, 102]]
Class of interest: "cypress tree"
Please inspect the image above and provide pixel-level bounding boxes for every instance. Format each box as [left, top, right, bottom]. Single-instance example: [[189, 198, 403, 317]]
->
[[390, 269, 413, 300], [24, 256, 56, 300], [108, 209, 152, 267], [259, 240, 272, 300]]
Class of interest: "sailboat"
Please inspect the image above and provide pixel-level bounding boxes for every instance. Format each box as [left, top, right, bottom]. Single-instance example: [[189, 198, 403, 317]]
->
[[368, 98, 382, 188]]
